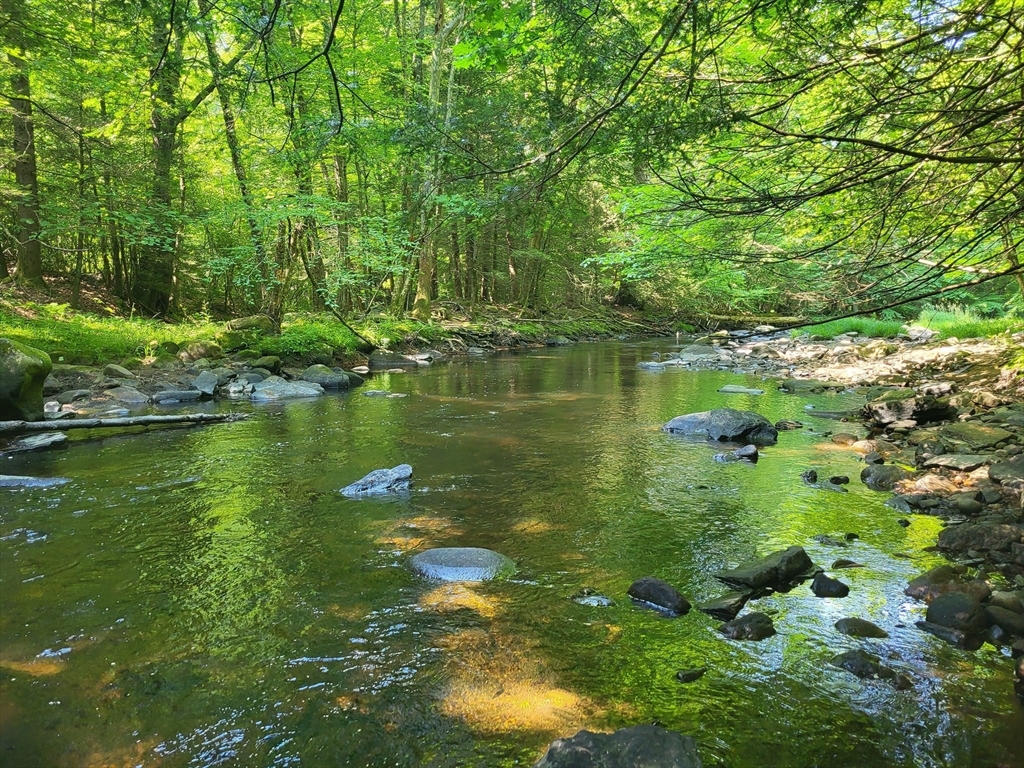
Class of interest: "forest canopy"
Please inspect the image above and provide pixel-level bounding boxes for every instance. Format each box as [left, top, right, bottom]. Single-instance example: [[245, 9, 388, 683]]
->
[[2, 0, 1022, 322]]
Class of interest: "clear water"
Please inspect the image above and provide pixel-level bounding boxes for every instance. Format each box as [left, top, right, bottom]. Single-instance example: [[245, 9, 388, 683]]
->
[[1, 341, 1021, 767]]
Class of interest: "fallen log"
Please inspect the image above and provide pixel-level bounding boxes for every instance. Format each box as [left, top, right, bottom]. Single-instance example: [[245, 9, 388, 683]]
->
[[0, 412, 250, 436]]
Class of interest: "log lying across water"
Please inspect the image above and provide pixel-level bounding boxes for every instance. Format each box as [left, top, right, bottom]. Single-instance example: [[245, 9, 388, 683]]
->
[[0, 412, 250, 436]]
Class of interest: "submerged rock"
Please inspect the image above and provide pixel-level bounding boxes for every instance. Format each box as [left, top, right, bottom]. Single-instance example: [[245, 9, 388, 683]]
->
[[152, 390, 202, 404], [860, 464, 913, 491], [410, 547, 515, 582], [675, 667, 707, 683], [718, 385, 765, 395], [0, 475, 71, 489], [718, 612, 776, 641], [663, 408, 778, 446], [905, 566, 990, 603], [532, 725, 702, 768], [835, 618, 888, 638], [627, 577, 691, 616], [696, 590, 753, 621], [340, 464, 413, 496], [2, 432, 68, 455], [715, 546, 815, 591], [831, 650, 910, 689]]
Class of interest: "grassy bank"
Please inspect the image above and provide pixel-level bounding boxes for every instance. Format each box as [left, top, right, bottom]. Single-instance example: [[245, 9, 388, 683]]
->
[[0, 297, 666, 365], [796, 307, 1023, 341]]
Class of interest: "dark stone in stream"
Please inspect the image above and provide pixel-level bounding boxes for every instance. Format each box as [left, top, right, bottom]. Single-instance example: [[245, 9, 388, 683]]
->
[[831, 650, 911, 689], [926, 592, 988, 633], [340, 464, 413, 496], [905, 566, 991, 604], [812, 535, 848, 548], [860, 464, 914, 491], [300, 364, 350, 389], [663, 408, 778, 446], [775, 419, 803, 431], [675, 667, 707, 683], [801, 469, 818, 483], [835, 617, 889, 638], [862, 451, 885, 465], [152, 390, 202, 404], [811, 572, 850, 597], [733, 444, 759, 462], [937, 523, 1022, 553], [718, 612, 776, 641], [715, 546, 816, 591], [571, 588, 615, 607], [829, 475, 850, 485], [832, 559, 864, 569], [2, 432, 68, 455], [915, 620, 986, 650], [410, 547, 516, 582], [627, 577, 691, 617], [696, 590, 753, 621], [986, 606, 1024, 637], [897, 519, 911, 527], [532, 725, 703, 768]]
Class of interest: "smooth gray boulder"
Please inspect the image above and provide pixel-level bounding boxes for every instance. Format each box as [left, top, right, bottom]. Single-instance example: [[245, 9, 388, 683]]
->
[[152, 390, 202, 404], [835, 617, 889, 638], [103, 363, 135, 379], [369, 350, 419, 369], [533, 725, 702, 768], [663, 408, 778, 446], [250, 376, 324, 401], [340, 463, 413, 496], [937, 523, 1022, 553], [193, 370, 219, 396], [1, 338, 52, 421], [0, 475, 70, 488], [104, 385, 150, 405], [410, 547, 515, 582], [715, 546, 815, 591], [718, 612, 776, 640], [627, 577, 691, 616], [300, 364, 349, 389]]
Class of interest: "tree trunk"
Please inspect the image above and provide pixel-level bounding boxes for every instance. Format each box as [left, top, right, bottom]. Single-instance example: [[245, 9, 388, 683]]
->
[[5, 0, 45, 288]]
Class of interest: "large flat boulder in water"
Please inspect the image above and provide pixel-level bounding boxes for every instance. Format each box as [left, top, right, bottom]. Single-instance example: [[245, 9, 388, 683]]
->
[[715, 546, 814, 591], [533, 725, 702, 768], [410, 547, 515, 582], [340, 464, 412, 496], [663, 408, 778, 446], [250, 376, 325, 401]]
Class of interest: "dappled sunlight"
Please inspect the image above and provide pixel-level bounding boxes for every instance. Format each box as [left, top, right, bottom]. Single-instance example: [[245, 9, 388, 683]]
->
[[437, 629, 595, 734], [420, 583, 503, 618], [0, 656, 65, 677], [511, 518, 561, 535]]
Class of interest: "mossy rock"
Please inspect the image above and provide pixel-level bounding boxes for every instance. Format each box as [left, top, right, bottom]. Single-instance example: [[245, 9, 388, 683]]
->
[[215, 330, 247, 352], [1, 338, 53, 421]]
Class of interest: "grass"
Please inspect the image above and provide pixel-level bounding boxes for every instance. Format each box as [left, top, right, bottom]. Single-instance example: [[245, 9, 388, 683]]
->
[[793, 317, 905, 340], [913, 306, 1023, 340]]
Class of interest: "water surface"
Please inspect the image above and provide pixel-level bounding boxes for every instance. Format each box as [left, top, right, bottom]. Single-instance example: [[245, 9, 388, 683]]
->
[[1, 341, 1021, 767]]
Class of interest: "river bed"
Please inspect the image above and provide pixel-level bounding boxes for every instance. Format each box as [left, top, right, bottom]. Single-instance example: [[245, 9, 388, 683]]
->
[[1, 340, 1021, 767]]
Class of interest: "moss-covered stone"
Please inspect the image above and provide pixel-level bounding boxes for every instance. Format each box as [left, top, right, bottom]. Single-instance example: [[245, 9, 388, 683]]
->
[[0, 338, 53, 421]]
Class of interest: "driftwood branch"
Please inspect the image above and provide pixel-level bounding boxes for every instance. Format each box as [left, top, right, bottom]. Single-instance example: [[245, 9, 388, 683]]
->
[[0, 412, 250, 436]]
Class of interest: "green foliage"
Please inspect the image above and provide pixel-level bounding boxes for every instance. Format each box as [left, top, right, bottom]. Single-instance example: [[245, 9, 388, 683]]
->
[[794, 317, 904, 340], [913, 306, 1024, 341]]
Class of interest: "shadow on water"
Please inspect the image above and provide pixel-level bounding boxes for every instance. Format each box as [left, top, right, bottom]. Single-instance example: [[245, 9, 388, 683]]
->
[[1, 340, 1021, 766]]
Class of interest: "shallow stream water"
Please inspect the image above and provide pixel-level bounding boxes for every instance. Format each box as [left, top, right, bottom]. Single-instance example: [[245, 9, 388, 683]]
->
[[1, 341, 1021, 767]]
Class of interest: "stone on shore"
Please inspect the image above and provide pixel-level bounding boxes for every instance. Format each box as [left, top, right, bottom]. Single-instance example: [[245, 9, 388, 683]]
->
[[193, 370, 219, 396], [369, 350, 419, 369], [627, 577, 691, 616], [718, 612, 776, 640], [1, 338, 53, 421], [340, 463, 413, 496], [663, 408, 778, 446], [300, 364, 350, 389], [921, 455, 989, 472], [864, 388, 955, 426], [939, 422, 1013, 451], [410, 547, 515, 582], [715, 546, 815, 591], [936, 523, 1022, 553], [532, 725, 702, 768]]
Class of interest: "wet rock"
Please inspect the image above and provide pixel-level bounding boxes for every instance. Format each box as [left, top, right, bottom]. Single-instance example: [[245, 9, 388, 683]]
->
[[937, 523, 1022, 553], [193, 370, 219, 396], [0, 475, 70, 488], [922, 454, 989, 472], [250, 376, 325, 401], [532, 725, 702, 768], [811, 572, 850, 597], [812, 534, 847, 547], [663, 408, 778, 446], [151, 390, 202, 404], [637, 361, 667, 371], [715, 546, 815, 591], [627, 577, 691, 616], [56, 389, 90, 405], [545, 336, 571, 346], [1, 338, 53, 421], [718, 612, 776, 641], [989, 591, 1024, 614], [905, 566, 990, 603], [801, 469, 818, 483], [718, 385, 765, 395], [926, 592, 988, 633], [940, 422, 1013, 451], [831, 650, 910, 689], [989, 455, 1024, 485], [571, 589, 615, 608], [915, 620, 985, 650], [955, 496, 984, 514], [696, 590, 753, 621], [300, 364, 350, 389], [835, 618, 888, 638], [860, 464, 913, 491], [342, 369, 365, 387], [832, 433, 858, 445], [733, 444, 759, 461], [864, 388, 955, 427], [832, 559, 864, 569], [340, 463, 413, 496], [104, 385, 150, 405], [369, 350, 419, 369], [2, 432, 68, 455], [252, 355, 282, 374], [985, 606, 1024, 637], [828, 475, 850, 485], [410, 547, 515, 582], [675, 668, 707, 683], [780, 379, 843, 393], [897, 519, 911, 527], [862, 451, 885, 465], [775, 419, 803, 430]]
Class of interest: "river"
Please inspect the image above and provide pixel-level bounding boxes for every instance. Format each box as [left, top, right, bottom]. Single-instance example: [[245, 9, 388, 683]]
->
[[1, 340, 1021, 766]]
